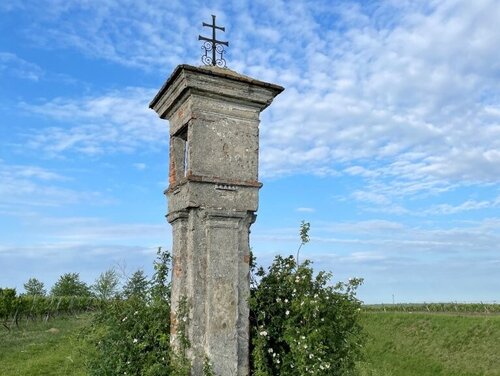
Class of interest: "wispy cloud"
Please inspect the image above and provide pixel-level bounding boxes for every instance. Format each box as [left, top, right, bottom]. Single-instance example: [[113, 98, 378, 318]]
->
[[255, 217, 500, 256], [0, 161, 107, 209], [0, 52, 43, 80], [296, 207, 315, 213], [16, 0, 200, 71], [31, 216, 168, 243], [24, 87, 166, 156]]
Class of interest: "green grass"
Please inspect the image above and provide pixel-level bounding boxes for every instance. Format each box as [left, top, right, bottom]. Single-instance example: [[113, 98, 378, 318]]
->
[[0, 315, 90, 376], [2, 311, 500, 375], [358, 311, 500, 376]]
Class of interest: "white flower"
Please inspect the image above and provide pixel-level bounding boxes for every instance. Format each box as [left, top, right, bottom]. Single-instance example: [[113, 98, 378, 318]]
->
[[122, 316, 128, 322], [268, 348, 274, 353], [259, 330, 268, 336], [309, 353, 314, 359], [133, 338, 138, 344], [285, 310, 290, 316], [284, 299, 289, 303], [134, 311, 139, 315]]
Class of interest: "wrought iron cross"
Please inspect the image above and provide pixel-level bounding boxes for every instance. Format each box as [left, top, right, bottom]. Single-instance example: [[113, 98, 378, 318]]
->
[[198, 15, 228, 67]]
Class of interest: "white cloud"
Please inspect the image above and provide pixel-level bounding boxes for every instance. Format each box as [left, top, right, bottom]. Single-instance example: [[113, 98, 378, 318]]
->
[[256, 0, 500, 196], [424, 198, 498, 215], [0, 52, 43, 80], [18, 0, 199, 71], [9, 0, 500, 194], [256, 217, 500, 257], [0, 161, 107, 209], [24, 87, 167, 156], [33, 216, 168, 243], [296, 207, 315, 213]]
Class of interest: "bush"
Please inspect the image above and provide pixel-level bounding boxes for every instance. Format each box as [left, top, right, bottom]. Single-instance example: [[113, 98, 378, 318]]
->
[[83, 248, 190, 376], [249, 224, 364, 375]]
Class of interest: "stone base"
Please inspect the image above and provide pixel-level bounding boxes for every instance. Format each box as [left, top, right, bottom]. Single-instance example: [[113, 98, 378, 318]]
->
[[168, 208, 254, 375]]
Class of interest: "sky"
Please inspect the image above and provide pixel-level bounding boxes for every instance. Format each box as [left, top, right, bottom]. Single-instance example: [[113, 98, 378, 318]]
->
[[1, 0, 499, 304]]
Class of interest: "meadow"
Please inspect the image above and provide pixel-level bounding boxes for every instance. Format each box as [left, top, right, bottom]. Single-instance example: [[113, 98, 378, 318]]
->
[[358, 310, 500, 376], [1, 307, 499, 376]]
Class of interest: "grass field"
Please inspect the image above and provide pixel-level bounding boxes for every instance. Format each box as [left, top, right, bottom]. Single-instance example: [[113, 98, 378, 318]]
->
[[1, 311, 499, 375], [358, 311, 500, 376], [0, 315, 90, 376]]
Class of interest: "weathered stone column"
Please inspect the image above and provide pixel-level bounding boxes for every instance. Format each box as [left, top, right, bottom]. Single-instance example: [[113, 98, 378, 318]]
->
[[150, 65, 283, 375]]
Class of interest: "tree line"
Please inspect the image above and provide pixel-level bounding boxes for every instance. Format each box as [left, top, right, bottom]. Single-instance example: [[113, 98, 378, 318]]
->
[[0, 268, 151, 328]]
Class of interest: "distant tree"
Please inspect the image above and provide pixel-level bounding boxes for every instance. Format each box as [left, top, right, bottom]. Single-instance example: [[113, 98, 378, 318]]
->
[[0, 288, 17, 322], [92, 269, 120, 300], [51, 273, 91, 297], [122, 269, 149, 299], [23, 277, 46, 296]]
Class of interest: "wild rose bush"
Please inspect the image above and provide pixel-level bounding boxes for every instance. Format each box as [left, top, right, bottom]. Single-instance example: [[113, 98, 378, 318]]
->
[[249, 224, 364, 375]]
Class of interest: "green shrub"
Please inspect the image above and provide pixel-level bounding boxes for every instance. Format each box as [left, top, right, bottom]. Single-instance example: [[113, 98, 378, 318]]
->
[[83, 248, 190, 376], [249, 223, 365, 375]]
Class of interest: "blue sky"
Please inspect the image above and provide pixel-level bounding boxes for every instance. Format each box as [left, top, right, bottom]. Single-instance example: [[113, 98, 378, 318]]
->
[[1, 0, 499, 304]]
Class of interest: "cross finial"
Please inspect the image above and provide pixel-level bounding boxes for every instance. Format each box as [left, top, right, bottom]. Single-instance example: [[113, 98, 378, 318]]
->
[[198, 15, 229, 68]]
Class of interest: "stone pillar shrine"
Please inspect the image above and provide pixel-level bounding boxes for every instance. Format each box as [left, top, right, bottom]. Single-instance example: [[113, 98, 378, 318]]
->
[[149, 65, 283, 374]]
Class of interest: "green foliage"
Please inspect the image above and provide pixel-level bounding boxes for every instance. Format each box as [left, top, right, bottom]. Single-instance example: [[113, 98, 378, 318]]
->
[[0, 290, 99, 330], [51, 273, 91, 297], [250, 222, 364, 376], [23, 278, 46, 296], [0, 288, 17, 328], [92, 269, 120, 300], [203, 356, 216, 376], [83, 248, 190, 375], [296, 220, 310, 264], [123, 269, 150, 300], [250, 256, 364, 375]]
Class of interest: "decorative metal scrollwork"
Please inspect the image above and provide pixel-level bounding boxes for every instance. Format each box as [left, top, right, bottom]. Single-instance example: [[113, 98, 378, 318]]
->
[[201, 41, 227, 68]]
